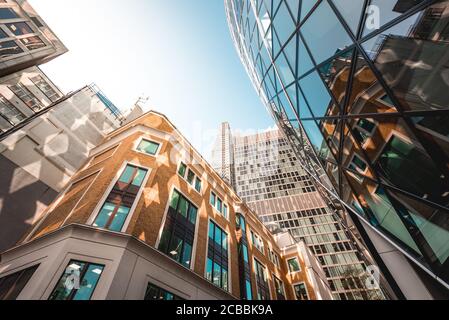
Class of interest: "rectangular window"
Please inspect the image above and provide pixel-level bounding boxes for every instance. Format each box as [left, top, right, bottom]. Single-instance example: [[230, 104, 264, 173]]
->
[[223, 204, 228, 220], [206, 220, 229, 291], [0, 265, 39, 300], [137, 139, 160, 156], [9, 83, 42, 112], [354, 119, 376, 145], [245, 280, 253, 300], [0, 94, 25, 125], [294, 283, 309, 301], [194, 177, 202, 193], [251, 231, 264, 254], [144, 283, 183, 300], [288, 258, 301, 273], [349, 154, 367, 173], [210, 192, 216, 207], [158, 190, 198, 268], [273, 276, 286, 300], [186, 169, 195, 185], [254, 259, 270, 300], [0, 8, 19, 20], [49, 261, 104, 300], [30, 75, 60, 102], [20, 36, 46, 51], [93, 164, 148, 232], [6, 22, 33, 36], [178, 162, 187, 178], [0, 40, 23, 58]]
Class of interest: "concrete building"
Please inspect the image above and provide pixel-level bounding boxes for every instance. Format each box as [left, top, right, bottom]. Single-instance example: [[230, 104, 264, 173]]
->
[[0, 66, 63, 132], [212, 124, 384, 300], [225, 0, 449, 299], [0, 111, 332, 301], [0, 85, 124, 252], [0, 0, 67, 76]]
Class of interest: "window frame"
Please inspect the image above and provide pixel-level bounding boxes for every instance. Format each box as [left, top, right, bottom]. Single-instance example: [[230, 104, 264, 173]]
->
[[134, 136, 161, 157], [156, 187, 200, 271], [209, 190, 229, 220], [287, 257, 301, 274], [205, 218, 230, 292], [292, 282, 310, 301], [87, 161, 151, 233], [177, 160, 202, 194]]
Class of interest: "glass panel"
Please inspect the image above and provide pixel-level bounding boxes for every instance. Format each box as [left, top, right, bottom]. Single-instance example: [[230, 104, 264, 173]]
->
[[222, 232, 228, 251], [108, 206, 130, 232], [222, 268, 228, 291], [195, 177, 202, 192], [178, 197, 188, 218], [132, 168, 147, 187], [137, 139, 159, 155], [215, 227, 222, 247], [246, 280, 253, 300], [206, 259, 213, 282], [119, 165, 134, 184], [288, 258, 300, 272], [188, 205, 197, 225], [6, 22, 33, 36], [362, 0, 427, 38], [170, 190, 180, 210], [299, 70, 332, 117], [187, 170, 195, 184], [93, 202, 116, 229], [178, 163, 187, 177], [168, 236, 183, 262], [181, 243, 192, 268], [213, 262, 222, 287], [210, 192, 216, 206], [301, 0, 353, 65], [362, 2, 449, 112], [331, 0, 365, 35], [49, 261, 86, 300], [72, 264, 103, 301], [209, 221, 215, 239]]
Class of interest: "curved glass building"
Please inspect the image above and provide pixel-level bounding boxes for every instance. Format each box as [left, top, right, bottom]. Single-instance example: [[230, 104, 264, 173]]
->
[[225, 0, 449, 298]]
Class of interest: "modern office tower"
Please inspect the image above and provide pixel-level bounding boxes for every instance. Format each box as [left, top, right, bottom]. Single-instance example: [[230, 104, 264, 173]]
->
[[0, 0, 67, 76], [213, 124, 385, 300], [0, 111, 333, 301], [0, 84, 124, 252], [225, 0, 449, 299], [211, 122, 235, 186]]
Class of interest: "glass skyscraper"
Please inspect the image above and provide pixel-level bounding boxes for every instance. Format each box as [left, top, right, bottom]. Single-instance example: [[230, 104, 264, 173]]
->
[[225, 0, 449, 296]]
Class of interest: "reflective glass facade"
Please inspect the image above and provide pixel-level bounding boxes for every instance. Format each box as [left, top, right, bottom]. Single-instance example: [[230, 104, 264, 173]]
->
[[225, 0, 449, 288]]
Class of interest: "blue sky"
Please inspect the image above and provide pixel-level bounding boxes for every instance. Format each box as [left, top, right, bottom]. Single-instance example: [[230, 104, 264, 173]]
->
[[30, 0, 275, 157]]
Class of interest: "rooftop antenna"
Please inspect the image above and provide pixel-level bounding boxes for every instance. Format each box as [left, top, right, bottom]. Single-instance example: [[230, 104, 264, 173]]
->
[[136, 96, 149, 109]]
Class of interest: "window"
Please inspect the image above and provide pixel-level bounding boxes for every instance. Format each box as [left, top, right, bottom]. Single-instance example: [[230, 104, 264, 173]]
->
[[49, 261, 104, 300], [349, 154, 367, 173], [187, 169, 195, 184], [30, 75, 60, 102], [269, 249, 280, 268], [251, 231, 264, 254], [194, 177, 202, 193], [0, 94, 25, 125], [6, 22, 33, 36], [0, 265, 39, 300], [20, 36, 46, 51], [273, 276, 286, 300], [158, 190, 198, 268], [0, 40, 23, 58], [144, 283, 183, 300], [354, 119, 376, 145], [0, 8, 19, 20], [210, 192, 216, 207], [287, 258, 301, 273], [245, 280, 253, 300], [178, 162, 202, 193], [206, 220, 229, 291], [93, 164, 148, 232], [178, 162, 187, 178], [294, 283, 309, 301], [254, 259, 270, 300], [9, 83, 42, 112], [210, 191, 228, 219], [136, 138, 160, 156]]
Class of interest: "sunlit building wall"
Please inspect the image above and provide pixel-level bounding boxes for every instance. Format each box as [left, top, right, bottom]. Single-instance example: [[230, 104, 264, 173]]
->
[[225, 0, 449, 299], [0, 85, 123, 252]]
